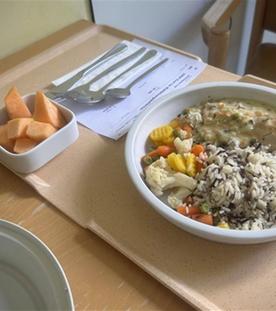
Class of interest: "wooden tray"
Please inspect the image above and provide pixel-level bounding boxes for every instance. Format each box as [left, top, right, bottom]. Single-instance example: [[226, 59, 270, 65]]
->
[[1, 21, 276, 311]]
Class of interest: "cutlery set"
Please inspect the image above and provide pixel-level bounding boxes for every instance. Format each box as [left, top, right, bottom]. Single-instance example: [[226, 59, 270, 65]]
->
[[47, 42, 168, 104]]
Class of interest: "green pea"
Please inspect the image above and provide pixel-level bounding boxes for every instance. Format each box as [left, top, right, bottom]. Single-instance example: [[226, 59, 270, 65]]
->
[[142, 155, 153, 165], [199, 202, 210, 214]]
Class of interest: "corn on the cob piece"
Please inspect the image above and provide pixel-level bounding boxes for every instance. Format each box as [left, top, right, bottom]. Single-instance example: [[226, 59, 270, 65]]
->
[[169, 119, 179, 128], [217, 222, 230, 229], [183, 153, 196, 177], [150, 125, 173, 145], [167, 153, 186, 173]]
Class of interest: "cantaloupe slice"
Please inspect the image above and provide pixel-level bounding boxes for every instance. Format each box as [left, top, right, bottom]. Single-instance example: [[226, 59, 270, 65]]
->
[[0, 124, 14, 152], [26, 120, 57, 142], [7, 118, 33, 140], [14, 138, 37, 154], [4, 86, 32, 119], [33, 91, 65, 129]]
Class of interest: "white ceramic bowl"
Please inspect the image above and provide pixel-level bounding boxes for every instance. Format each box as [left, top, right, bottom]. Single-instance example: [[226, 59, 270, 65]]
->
[[0, 93, 79, 174], [125, 82, 276, 244]]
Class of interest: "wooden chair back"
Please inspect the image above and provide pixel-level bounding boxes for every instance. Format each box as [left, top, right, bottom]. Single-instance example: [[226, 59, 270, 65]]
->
[[202, 0, 276, 76], [246, 0, 276, 71]]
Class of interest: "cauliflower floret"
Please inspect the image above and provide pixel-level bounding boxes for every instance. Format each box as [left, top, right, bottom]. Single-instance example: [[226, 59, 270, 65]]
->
[[171, 172, 197, 190], [145, 157, 175, 196], [167, 187, 192, 209], [145, 157, 197, 196], [174, 137, 193, 154], [174, 128, 188, 140]]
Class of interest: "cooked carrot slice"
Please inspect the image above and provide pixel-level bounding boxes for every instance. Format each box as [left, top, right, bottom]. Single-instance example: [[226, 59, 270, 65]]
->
[[191, 214, 213, 225], [195, 160, 204, 173], [191, 144, 205, 156], [177, 206, 200, 216], [148, 145, 174, 158]]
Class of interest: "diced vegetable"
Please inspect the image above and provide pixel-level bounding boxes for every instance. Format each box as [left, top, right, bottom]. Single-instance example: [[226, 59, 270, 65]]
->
[[142, 155, 153, 165], [173, 127, 187, 140], [195, 160, 204, 173], [147, 150, 159, 158], [191, 144, 205, 156], [199, 202, 210, 214], [191, 214, 213, 225], [184, 153, 196, 177], [217, 222, 230, 229], [149, 125, 174, 145], [169, 119, 179, 128], [183, 196, 193, 204], [177, 205, 200, 216], [148, 145, 174, 158], [167, 153, 186, 173]]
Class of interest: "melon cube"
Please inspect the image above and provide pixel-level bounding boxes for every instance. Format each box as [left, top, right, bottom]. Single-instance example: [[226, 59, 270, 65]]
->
[[7, 118, 33, 139], [33, 91, 65, 129], [14, 138, 37, 154], [26, 121, 57, 142], [0, 124, 14, 152], [4, 86, 32, 119]]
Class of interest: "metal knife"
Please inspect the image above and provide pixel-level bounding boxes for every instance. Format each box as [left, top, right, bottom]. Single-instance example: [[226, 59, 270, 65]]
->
[[46, 42, 128, 95]]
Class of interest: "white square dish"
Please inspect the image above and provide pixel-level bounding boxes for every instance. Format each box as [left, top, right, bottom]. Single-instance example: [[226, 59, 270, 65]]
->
[[0, 93, 79, 174]]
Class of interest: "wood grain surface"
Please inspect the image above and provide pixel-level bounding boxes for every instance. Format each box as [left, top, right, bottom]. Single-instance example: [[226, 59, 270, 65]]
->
[[0, 164, 192, 310]]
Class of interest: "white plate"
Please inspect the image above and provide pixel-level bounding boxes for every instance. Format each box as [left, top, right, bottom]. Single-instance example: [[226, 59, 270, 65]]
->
[[0, 220, 74, 310]]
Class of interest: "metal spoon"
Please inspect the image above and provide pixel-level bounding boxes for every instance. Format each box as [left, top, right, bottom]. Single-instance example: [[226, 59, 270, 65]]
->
[[70, 49, 159, 104], [105, 57, 168, 99]]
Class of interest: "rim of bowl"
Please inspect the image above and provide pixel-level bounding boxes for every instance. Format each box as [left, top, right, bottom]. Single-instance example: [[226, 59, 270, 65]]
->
[[125, 81, 276, 242]]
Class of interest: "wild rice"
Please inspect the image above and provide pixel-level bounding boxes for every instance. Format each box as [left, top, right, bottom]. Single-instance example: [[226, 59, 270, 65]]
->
[[193, 141, 276, 230]]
